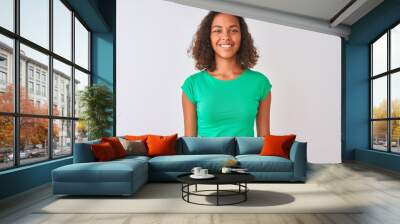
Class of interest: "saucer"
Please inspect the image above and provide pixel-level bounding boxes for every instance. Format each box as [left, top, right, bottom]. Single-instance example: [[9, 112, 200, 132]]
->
[[190, 174, 215, 179]]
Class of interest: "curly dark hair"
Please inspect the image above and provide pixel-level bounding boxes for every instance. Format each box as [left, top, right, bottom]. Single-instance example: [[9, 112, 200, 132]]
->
[[188, 11, 259, 72]]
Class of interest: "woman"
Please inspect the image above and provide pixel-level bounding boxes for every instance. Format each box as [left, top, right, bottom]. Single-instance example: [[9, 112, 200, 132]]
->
[[182, 11, 272, 137]]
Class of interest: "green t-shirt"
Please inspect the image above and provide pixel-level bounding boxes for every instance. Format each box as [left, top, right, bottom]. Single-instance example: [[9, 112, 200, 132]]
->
[[181, 69, 272, 137]]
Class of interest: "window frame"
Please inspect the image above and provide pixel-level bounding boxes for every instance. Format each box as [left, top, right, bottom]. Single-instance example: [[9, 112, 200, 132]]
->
[[370, 20, 400, 154], [0, 0, 92, 171]]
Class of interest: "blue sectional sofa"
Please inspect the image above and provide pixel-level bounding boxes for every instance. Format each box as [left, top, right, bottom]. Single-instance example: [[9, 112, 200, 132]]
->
[[52, 137, 307, 196]]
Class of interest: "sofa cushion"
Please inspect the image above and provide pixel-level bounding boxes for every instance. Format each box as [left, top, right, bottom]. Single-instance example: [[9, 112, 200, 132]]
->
[[235, 137, 264, 155], [118, 138, 147, 156], [115, 155, 150, 163], [91, 142, 118, 161], [179, 137, 235, 155], [148, 154, 235, 172], [236, 155, 293, 172], [53, 159, 147, 183], [147, 134, 178, 157], [260, 134, 296, 159], [101, 137, 127, 158]]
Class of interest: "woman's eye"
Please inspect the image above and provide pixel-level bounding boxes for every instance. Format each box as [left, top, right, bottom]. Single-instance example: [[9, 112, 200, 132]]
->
[[213, 30, 221, 33], [231, 29, 239, 33]]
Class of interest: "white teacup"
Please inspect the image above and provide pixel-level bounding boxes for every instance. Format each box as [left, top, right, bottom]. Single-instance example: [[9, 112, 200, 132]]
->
[[199, 169, 208, 176], [191, 167, 202, 176], [221, 167, 232, 174]]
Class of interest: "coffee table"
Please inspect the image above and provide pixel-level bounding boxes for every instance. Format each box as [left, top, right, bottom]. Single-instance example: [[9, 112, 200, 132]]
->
[[177, 172, 255, 206]]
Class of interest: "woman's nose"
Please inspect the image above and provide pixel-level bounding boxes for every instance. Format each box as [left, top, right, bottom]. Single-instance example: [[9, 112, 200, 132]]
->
[[220, 32, 230, 40]]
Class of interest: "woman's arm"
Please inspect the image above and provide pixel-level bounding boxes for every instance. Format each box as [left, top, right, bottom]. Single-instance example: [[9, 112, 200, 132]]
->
[[182, 92, 198, 136], [256, 92, 272, 137]]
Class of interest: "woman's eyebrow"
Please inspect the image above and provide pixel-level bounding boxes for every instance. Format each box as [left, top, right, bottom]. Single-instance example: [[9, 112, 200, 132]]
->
[[211, 25, 239, 28]]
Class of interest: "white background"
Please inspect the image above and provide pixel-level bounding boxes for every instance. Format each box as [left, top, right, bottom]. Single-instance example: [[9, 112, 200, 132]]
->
[[116, 0, 341, 163]]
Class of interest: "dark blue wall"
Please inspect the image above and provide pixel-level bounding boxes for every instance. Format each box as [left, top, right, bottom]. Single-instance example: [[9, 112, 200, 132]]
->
[[0, 0, 116, 200], [344, 0, 400, 171], [0, 158, 72, 199]]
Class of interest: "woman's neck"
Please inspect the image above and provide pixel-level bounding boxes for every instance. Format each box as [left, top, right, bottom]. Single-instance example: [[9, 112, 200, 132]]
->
[[210, 56, 243, 78]]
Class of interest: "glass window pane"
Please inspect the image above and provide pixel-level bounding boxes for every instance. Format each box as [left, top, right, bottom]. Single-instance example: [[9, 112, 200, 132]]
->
[[53, 0, 72, 60], [20, 44, 49, 115], [372, 121, 388, 151], [53, 59, 72, 117], [0, 0, 13, 31], [53, 119, 72, 157], [391, 72, 400, 117], [372, 33, 387, 76], [0, 116, 14, 170], [0, 34, 14, 112], [391, 24, 400, 70], [75, 120, 88, 143], [20, 117, 49, 165], [372, 77, 387, 119], [74, 69, 89, 118], [20, 0, 49, 49], [75, 17, 89, 70], [391, 120, 400, 153]]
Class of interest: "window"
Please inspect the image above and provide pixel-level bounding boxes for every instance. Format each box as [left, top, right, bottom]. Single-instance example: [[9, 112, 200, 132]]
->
[[20, 0, 49, 49], [0, 55, 7, 67], [75, 18, 89, 70], [53, 0, 72, 60], [35, 70, 40, 81], [0, 0, 91, 170], [28, 81, 34, 94], [371, 23, 400, 154], [36, 83, 40, 95], [0, 35, 13, 110], [0, 54, 7, 88], [41, 73, 46, 82], [0, 71, 6, 85], [42, 85, 46, 97], [53, 59, 71, 117], [0, 0, 13, 32], [28, 67, 34, 80]]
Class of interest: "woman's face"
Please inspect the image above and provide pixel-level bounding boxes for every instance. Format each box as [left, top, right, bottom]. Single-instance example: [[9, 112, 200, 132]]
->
[[210, 13, 241, 61]]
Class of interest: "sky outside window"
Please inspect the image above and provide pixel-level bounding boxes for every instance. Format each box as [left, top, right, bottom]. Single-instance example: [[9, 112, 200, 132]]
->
[[53, 0, 72, 60], [20, 0, 49, 49], [372, 33, 387, 76], [0, 0, 13, 31], [75, 18, 89, 70], [391, 24, 400, 70]]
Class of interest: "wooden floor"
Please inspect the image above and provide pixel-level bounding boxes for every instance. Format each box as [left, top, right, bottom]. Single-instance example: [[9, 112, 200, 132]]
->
[[1, 162, 400, 224]]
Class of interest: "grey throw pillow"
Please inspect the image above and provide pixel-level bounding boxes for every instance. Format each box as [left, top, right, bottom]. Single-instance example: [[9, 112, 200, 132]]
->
[[118, 138, 147, 156]]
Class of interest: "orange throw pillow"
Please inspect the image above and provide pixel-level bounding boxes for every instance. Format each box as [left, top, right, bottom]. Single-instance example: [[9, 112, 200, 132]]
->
[[101, 137, 127, 158], [260, 134, 296, 159], [124, 135, 149, 141], [146, 134, 178, 157], [91, 142, 117, 161]]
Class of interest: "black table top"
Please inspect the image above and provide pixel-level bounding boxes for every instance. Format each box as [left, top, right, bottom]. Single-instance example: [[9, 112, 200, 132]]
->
[[177, 172, 255, 185]]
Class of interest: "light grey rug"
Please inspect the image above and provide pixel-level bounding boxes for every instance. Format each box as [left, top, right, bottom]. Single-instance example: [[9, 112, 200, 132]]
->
[[38, 183, 362, 214]]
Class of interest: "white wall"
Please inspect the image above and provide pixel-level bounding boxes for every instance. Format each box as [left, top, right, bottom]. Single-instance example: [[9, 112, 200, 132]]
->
[[116, 0, 341, 163]]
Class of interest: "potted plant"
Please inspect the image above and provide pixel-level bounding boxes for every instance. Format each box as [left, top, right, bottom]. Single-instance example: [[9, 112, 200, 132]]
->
[[79, 84, 113, 140]]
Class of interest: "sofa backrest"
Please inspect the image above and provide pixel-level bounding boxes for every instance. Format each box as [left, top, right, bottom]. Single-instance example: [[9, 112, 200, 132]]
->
[[177, 137, 236, 155], [235, 137, 264, 155], [73, 139, 100, 163]]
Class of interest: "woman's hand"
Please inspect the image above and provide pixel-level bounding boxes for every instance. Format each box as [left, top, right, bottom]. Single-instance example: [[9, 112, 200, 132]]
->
[[256, 92, 271, 137], [182, 92, 198, 136]]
